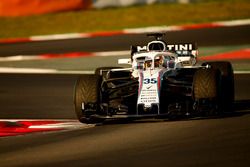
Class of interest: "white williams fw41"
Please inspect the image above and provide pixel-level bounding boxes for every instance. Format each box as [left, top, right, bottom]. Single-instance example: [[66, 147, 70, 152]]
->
[[74, 33, 234, 123]]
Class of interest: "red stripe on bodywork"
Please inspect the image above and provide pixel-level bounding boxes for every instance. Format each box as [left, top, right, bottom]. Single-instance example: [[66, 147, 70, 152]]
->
[[138, 71, 144, 97]]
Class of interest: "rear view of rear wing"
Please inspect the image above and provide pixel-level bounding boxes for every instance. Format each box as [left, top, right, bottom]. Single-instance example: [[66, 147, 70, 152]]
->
[[166, 43, 198, 57], [130, 43, 198, 57]]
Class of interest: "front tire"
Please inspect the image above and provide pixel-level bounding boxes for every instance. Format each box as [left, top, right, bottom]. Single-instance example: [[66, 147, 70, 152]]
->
[[203, 61, 235, 112], [193, 68, 221, 114], [193, 68, 220, 99], [74, 74, 103, 124]]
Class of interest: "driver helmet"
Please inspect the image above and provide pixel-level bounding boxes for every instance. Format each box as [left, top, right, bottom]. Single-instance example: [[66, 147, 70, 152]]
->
[[154, 56, 163, 68], [144, 57, 152, 68]]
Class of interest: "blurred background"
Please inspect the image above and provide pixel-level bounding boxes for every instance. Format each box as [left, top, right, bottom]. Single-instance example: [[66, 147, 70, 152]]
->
[[0, 0, 249, 38], [0, 0, 249, 71], [0, 2, 250, 166]]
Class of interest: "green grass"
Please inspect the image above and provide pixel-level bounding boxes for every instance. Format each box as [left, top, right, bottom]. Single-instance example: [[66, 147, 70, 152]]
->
[[0, 0, 249, 38]]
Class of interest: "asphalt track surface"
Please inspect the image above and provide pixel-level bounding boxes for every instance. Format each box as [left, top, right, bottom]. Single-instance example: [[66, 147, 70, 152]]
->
[[0, 26, 250, 167], [0, 73, 249, 119]]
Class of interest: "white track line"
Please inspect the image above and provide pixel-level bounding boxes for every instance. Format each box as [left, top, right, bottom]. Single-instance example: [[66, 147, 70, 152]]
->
[[0, 50, 130, 62], [30, 33, 90, 41], [94, 50, 130, 56], [0, 55, 40, 62], [215, 19, 250, 27], [0, 19, 249, 43], [25, 19, 250, 40], [234, 71, 250, 74]]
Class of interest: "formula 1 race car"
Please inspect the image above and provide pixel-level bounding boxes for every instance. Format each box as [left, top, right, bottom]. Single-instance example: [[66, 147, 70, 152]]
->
[[74, 33, 234, 124]]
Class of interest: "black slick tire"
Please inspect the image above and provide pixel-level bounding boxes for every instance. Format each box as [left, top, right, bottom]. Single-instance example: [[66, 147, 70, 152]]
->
[[193, 68, 221, 115], [74, 74, 102, 124], [193, 68, 220, 100], [203, 61, 234, 112]]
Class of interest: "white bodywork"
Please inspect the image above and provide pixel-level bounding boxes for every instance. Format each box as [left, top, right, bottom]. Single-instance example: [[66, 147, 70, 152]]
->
[[119, 40, 198, 110], [137, 69, 161, 108], [133, 52, 169, 109]]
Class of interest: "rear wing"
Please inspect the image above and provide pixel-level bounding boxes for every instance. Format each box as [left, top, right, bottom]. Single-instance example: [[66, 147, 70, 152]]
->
[[130, 42, 198, 57], [166, 43, 198, 57]]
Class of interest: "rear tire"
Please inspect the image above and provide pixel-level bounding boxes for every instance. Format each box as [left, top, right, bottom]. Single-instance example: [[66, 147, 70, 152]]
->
[[74, 74, 103, 124]]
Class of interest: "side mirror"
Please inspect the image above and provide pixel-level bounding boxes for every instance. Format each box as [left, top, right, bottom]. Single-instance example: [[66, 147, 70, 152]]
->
[[130, 45, 137, 56], [118, 58, 132, 65]]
